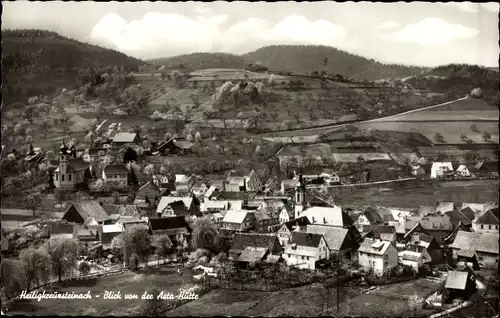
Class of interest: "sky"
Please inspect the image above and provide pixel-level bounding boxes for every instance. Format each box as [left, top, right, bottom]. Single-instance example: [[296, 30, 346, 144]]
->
[[2, 1, 499, 67]]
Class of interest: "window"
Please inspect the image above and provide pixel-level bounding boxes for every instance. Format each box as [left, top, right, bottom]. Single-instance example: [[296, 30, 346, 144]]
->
[[481, 224, 484, 229], [301, 256, 305, 260], [62, 174, 65, 181], [489, 225, 492, 230], [307, 256, 310, 260], [68, 174, 71, 181], [288, 254, 291, 258], [55, 174, 58, 181]]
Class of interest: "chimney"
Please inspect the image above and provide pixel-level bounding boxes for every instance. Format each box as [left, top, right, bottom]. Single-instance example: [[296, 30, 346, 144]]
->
[[323, 217, 327, 224]]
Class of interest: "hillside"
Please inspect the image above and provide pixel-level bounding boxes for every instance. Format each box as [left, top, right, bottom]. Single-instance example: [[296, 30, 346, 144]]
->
[[242, 45, 427, 80], [2, 29, 144, 104], [148, 52, 248, 72], [402, 64, 499, 106]]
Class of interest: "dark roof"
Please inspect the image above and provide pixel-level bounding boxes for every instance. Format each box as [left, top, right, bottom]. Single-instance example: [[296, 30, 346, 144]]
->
[[460, 207, 476, 222], [363, 207, 384, 224], [362, 225, 396, 234], [475, 209, 499, 225], [167, 201, 190, 216], [67, 158, 88, 172], [148, 216, 190, 232], [66, 200, 110, 223], [230, 233, 279, 253], [290, 232, 323, 248], [89, 148, 107, 155], [218, 191, 255, 201], [104, 164, 129, 175], [284, 216, 311, 231], [446, 209, 473, 227]]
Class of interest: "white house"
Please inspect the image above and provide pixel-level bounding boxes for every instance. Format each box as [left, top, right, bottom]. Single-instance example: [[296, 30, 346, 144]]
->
[[102, 164, 129, 186], [320, 172, 341, 184], [298, 206, 351, 228], [399, 249, 432, 273], [358, 238, 398, 276], [472, 209, 499, 234], [279, 205, 294, 224], [430, 162, 454, 179], [455, 165, 471, 177], [283, 232, 330, 270]]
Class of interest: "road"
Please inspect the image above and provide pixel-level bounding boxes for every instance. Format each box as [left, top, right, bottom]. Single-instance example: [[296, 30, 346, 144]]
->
[[259, 96, 469, 138]]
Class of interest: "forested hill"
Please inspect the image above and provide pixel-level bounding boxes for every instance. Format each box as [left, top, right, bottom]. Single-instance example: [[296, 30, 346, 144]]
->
[[148, 52, 248, 71], [2, 29, 144, 104], [241, 45, 428, 81]]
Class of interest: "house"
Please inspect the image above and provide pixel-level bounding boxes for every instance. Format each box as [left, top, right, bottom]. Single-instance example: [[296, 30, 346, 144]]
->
[[283, 232, 329, 270], [306, 224, 359, 260], [111, 132, 141, 147], [455, 249, 480, 270], [298, 206, 353, 228], [430, 162, 454, 179], [445, 208, 474, 230], [220, 210, 256, 232], [455, 165, 471, 177], [436, 202, 455, 214], [444, 271, 477, 302], [229, 233, 282, 260], [263, 177, 279, 194], [87, 147, 107, 162], [472, 208, 499, 233], [191, 182, 208, 197], [253, 208, 280, 233], [236, 247, 271, 269], [101, 223, 124, 244], [208, 212, 225, 224], [54, 143, 90, 189], [148, 216, 191, 249], [409, 233, 443, 264], [156, 196, 199, 216], [202, 200, 229, 213], [204, 185, 221, 200], [356, 207, 387, 231], [134, 181, 162, 206], [73, 224, 103, 242], [226, 176, 246, 192], [362, 225, 397, 243], [449, 231, 499, 269], [418, 206, 437, 217], [411, 165, 426, 177], [61, 201, 111, 225], [280, 179, 298, 195], [321, 172, 341, 185], [245, 170, 262, 192], [276, 216, 311, 246], [157, 138, 193, 155], [102, 164, 129, 186], [278, 203, 295, 224], [404, 214, 453, 244], [399, 249, 432, 272], [358, 238, 398, 276]]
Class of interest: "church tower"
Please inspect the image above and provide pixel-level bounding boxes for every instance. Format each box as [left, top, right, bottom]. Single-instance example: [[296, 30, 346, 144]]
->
[[59, 142, 70, 175], [293, 174, 306, 219]]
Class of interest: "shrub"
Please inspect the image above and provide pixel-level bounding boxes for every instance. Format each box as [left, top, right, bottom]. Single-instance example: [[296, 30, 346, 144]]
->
[[78, 261, 91, 275]]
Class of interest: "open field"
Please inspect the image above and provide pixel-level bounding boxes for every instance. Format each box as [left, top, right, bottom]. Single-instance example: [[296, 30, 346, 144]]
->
[[378, 110, 498, 121], [370, 278, 442, 299], [4, 267, 195, 316], [327, 179, 499, 208]]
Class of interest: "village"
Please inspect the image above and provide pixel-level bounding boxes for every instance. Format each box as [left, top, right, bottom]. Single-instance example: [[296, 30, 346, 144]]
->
[[1, 129, 499, 316]]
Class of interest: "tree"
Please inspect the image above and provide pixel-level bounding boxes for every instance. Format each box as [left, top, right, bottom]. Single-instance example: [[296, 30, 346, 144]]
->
[[123, 147, 138, 163], [40, 120, 51, 139], [24, 192, 42, 217], [470, 87, 482, 98], [19, 247, 51, 290], [141, 287, 167, 316], [46, 238, 79, 282], [151, 234, 173, 261], [407, 294, 424, 316], [460, 134, 468, 142], [469, 124, 479, 132], [123, 225, 152, 268], [434, 132, 444, 143], [1, 258, 23, 299], [112, 192, 121, 204], [192, 217, 220, 254], [144, 164, 155, 176], [483, 131, 491, 142]]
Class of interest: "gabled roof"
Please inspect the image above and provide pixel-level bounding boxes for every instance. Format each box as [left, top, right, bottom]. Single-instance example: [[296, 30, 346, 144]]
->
[[449, 231, 499, 254], [204, 185, 219, 199], [222, 210, 251, 224], [65, 200, 110, 223], [253, 209, 271, 222], [401, 251, 422, 262], [237, 247, 269, 263], [157, 196, 193, 214], [363, 207, 384, 224], [228, 176, 246, 186], [281, 179, 299, 188], [290, 232, 324, 248], [445, 271, 470, 290], [306, 225, 349, 251], [103, 224, 124, 233], [475, 209, 499, 225], [284, 216, 311, 231], [104, 164, 129, 175], [418, 206, 437, 216], [148, 216, 190, 232], [358, 238, 393, 255], [362, 225, 396, 235], [218, 191, 255, 201], [230, 233, 279, 253], [460, 207, 476, 222], [446, 209, 473, 227], [112, 132, 139, 143], [300, 206, 351, 227], [67, 158, 88, 172]]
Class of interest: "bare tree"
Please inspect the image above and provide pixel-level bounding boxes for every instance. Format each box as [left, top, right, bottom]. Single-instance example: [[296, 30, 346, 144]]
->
[[46, 237, 79, 281], [141, 287, 167, 316], [482, 132, 491, 142]]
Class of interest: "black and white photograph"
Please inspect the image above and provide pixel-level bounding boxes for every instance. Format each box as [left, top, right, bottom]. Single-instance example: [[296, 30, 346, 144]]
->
[[1, 1, 499, 316]]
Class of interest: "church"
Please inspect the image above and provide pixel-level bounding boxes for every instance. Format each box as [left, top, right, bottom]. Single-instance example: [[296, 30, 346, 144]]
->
[[53, 143, 90, 189]]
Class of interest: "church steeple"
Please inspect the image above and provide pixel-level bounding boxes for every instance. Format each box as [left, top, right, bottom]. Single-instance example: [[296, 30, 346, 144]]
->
[[295, 173, 306, 205]]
